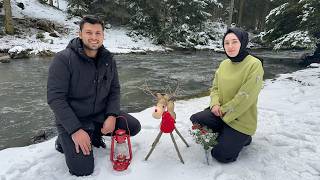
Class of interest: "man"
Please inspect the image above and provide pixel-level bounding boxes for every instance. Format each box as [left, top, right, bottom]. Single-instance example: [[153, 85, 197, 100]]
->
[[47, 15, 141, 176]]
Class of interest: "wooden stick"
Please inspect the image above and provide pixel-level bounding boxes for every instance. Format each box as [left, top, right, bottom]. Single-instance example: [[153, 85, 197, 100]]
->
[[145, 131, 163, 160], [174, 128, 190, 147], [170, 133, 184, 164]]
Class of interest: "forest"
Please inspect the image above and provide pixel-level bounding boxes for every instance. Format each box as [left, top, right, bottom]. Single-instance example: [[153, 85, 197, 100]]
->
[[1, 0, 320, 52]]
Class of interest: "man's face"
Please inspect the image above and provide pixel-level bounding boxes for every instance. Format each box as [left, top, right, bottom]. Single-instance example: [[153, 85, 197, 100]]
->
[[79, 23, 104, 51]]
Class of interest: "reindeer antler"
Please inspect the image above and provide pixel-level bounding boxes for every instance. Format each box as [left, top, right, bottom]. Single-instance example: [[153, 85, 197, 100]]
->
[[139, 81, 157, 99], [167, 80, 181, 102]]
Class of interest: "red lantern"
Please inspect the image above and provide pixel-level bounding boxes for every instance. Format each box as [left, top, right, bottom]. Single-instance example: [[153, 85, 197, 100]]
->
[[110, 129, 132, 171]]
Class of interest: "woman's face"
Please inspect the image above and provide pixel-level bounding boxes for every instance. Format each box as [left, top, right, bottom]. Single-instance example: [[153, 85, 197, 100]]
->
[[223, 33, 241, 57]]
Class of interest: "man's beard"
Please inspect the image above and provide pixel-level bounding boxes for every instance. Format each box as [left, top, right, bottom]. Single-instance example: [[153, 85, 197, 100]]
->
[[83, 42, 101, 51]]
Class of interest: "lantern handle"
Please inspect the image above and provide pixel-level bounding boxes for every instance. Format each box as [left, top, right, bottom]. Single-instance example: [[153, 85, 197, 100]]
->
[[113, 115, 131, 137]]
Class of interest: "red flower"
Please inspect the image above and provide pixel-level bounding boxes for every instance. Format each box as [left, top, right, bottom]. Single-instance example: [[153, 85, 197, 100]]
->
[[201, 129, 207, 135], [192, 124, 201, 130]]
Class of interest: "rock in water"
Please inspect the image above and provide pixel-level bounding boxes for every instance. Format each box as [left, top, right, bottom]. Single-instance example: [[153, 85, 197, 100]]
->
[[32, 130, 47, 143]]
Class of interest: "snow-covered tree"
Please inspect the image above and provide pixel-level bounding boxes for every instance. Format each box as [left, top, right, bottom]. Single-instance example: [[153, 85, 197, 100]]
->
[[264, 0, 319, 50], [67, 0, 91, 17], [128, 0, 222, 47], [299, 0, 320, 39]]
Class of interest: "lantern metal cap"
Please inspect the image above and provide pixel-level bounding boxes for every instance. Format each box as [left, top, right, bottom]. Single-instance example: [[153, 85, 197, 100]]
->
[[115, 129, 126, 135]]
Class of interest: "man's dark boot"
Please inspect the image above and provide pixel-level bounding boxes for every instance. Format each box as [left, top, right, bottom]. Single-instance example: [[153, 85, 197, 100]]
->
[[92, 122, 106, 148], [55, 138, 64, 153], [92, 136, 106, 149]]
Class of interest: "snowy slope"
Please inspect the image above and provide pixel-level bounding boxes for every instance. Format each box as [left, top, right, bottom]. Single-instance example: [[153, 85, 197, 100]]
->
[[1, 0, 166, 54]]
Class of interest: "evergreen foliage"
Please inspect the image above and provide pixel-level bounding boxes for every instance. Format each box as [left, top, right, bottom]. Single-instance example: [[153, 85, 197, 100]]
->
[[127, 0, 222, 47], [264, 0, 320, 49], [300, 0, 320, 38], [67, 0, 91, 17]]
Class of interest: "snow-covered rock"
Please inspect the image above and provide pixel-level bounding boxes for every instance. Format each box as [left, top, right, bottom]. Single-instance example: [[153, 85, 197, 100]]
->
[[8, 46, 31, 59]]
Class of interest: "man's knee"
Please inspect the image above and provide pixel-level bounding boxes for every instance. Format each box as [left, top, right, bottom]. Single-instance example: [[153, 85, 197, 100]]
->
[[65, 151, 94, 176], [118, 111, 141, 136], [68, 159, 94, 176], [130, 120, 141, 136]]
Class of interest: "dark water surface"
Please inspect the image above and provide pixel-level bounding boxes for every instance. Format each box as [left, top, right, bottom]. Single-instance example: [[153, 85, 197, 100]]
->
[[0, 50, 304, 149]]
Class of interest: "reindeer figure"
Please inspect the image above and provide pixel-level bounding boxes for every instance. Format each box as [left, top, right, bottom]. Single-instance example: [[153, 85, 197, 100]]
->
[[142, 82, 189, 164]]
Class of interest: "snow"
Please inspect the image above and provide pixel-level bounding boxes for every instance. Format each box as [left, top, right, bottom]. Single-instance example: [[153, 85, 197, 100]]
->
[[7, 46, 25, 53], [272, 30, 313, 50], [300, 3, 314, 22], [265, 3, 289, 24], [1, 0, 167, 54], [1, 64, 320, 179]]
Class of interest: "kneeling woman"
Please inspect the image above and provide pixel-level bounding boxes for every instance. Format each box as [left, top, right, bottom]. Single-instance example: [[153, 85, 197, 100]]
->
[[190, 28, 264, 163]]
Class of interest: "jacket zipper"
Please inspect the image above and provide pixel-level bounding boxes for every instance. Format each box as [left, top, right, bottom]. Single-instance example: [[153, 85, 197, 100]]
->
[[93, 67, 99, 115]]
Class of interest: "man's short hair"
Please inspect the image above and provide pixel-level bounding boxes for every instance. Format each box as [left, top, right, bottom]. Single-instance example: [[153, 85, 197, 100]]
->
[[79, 15, 104, 31]]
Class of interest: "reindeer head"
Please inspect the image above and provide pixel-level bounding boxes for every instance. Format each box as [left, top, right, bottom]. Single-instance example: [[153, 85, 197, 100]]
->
[[140, 81, 180, 120], [153, 93, 170, 119]]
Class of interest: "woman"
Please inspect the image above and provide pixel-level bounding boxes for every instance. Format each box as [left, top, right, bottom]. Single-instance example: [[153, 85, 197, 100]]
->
[[190, 28, 264, 163]]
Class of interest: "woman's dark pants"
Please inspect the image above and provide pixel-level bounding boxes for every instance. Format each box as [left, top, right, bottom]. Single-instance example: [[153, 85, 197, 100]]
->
[[190, 108, 251, 163]]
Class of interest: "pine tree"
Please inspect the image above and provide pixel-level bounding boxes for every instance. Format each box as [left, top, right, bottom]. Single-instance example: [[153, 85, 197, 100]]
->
[[264, 0, 320, 49], [67, 0, 91, 17], [300, 0, 320, 38], [264, 0, 302, 43], [127, 0, 220, 47]]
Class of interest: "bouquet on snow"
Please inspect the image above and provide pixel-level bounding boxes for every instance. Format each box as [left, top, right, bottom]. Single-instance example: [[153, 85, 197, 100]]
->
[[189, 124, 218, 151]]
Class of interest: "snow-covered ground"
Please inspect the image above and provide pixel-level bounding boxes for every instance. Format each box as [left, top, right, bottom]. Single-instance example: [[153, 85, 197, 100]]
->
[[1, 64, 320, 180], [0, 0, 168, 54]]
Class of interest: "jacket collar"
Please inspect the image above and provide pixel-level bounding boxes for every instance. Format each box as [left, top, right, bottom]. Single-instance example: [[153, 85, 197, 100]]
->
[[67, 37, 112, 65]]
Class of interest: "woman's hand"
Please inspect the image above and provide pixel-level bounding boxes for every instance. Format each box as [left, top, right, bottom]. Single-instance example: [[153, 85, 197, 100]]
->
[[211, 105, 223, 117]]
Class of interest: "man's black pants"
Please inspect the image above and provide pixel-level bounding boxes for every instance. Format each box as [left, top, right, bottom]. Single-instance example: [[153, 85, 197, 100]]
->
[[56, 111, 141, 176], [190, 108, 251, 163]]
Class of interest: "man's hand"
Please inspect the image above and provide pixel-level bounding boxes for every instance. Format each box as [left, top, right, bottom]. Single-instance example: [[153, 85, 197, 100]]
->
[[71, 129, 91, 155], [211, 105, 223, 117], [101, 116, 116, 135]]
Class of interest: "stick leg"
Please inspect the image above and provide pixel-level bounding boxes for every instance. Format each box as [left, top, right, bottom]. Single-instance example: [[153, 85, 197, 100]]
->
[[174, 128, 190, 147], [145, 131, 163, 160], [170, 133, 184, 164]]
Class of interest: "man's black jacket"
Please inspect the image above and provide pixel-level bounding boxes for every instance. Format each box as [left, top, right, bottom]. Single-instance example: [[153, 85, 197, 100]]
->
[[47, 38, 120, 135]]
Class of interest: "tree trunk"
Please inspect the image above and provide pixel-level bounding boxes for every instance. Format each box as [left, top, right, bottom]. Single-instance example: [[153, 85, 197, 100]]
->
[[238, 0, 245, 27], [260, 0, 270, 31], [228, 0, 235, 27], [3, 0, 14, 35], [49, 0, 54, 6]]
